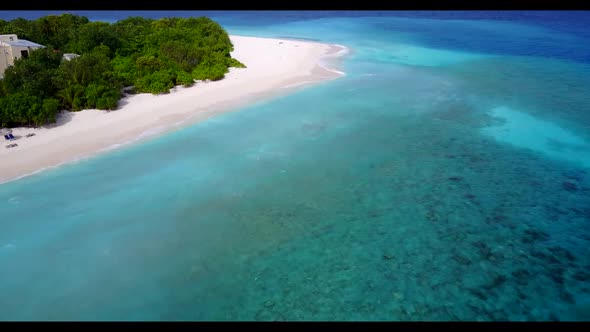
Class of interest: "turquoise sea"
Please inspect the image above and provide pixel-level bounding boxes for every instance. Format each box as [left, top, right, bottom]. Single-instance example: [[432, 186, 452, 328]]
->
[[0, 11, 589, 321]]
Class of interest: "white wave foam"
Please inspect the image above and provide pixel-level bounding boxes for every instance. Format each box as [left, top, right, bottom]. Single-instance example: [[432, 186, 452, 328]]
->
[[317, 44, 350, 77], [330, 44, 351, 57], [0, 165, 62, 185], [319, 63, 346, 76]]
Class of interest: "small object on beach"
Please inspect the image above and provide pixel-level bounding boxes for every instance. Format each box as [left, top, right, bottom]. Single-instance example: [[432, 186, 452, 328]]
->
[[5, 143, 18, 149], [25, 133, 36, 138]]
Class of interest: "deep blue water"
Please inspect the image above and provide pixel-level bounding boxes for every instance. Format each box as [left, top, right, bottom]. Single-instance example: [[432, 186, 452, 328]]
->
[[0, 11, 590, 321]]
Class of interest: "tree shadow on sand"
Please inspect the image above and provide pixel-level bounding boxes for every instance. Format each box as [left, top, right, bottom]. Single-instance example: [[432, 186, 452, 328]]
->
[[42, 111, 75, 129]]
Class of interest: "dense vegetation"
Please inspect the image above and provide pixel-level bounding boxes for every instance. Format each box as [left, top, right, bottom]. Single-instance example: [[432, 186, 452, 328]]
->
[[0, 14, 245, 127]]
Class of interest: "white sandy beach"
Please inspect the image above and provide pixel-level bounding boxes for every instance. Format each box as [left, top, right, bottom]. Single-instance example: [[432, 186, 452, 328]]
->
[[0, 35, 347, 183]]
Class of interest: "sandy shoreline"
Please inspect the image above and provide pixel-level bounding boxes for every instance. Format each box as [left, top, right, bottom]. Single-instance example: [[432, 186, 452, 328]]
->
[[0, 35, 348, 184]]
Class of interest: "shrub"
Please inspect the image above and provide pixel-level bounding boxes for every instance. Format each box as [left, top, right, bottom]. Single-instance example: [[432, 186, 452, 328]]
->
[[96, 91, 119, 110], [134, 70, 175, 94], [175, 71, 194, 87], [33, 98, 60, 125], [228, 57, 246, 68]]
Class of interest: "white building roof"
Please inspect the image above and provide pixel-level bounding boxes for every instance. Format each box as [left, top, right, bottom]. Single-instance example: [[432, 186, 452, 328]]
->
[[0, 35, 44, 48], [0, 39, 44, 48]]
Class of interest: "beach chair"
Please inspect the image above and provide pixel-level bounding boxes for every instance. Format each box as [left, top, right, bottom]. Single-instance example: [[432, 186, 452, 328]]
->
[[8, 134, 16, 140], [3, 135, 10, 141]]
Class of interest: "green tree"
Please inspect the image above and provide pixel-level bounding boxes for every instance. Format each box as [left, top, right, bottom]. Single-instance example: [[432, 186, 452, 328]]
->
[[0, 92, 42, 126], [35, 14, 89, 50], [2, 47, 62, 99], [135, 55, 165, 76], [57, 52, 112, 87], [111, 55, 137, 85], [34, 98, 60, 125], [57, 84, 85, 111], [0, 17, 36, 41], [135, 70, 175, 94], [96, 90, 120, 110], [0, 79, 6, 98], [112, 17, 154, 57], [175, 71, 194, 87], [67, 21, 120, 56]]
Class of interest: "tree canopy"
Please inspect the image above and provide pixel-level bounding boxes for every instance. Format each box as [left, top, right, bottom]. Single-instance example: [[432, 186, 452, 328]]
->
[[0, 15, 245, 127]]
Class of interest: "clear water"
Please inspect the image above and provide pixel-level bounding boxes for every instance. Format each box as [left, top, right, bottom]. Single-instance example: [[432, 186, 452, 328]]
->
[[0, 11, 589, 321]]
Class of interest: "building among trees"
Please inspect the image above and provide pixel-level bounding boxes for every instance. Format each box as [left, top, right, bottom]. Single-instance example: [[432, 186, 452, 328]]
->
[[0, 34, 45, 78]]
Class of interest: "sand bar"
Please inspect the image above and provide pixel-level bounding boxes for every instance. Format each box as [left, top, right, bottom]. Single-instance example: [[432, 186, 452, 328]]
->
[[0, 35, 348, 184]]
